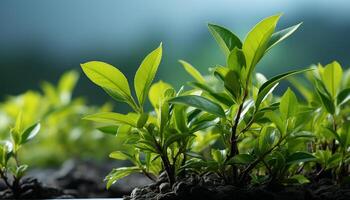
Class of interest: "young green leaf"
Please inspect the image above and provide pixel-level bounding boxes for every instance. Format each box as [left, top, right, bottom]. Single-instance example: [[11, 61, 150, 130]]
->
[[243, 14, 281, 78], [317, 87, 335, 114], [256, 69, 311, 110], [81, 61, 134, 105], [57, 70, 79, 103], [188, 82, 234, 106], [149, 81, 173, 109], [228, 154, 255, 165], [97, 125, 119, 136], [21, 123, 40, 144], [134, 44, 162, 107], [109, 151, 131, 160], [173, 105, 188, 132], [279, 88, 298, 120], [83, 112, 138, 127], [321, 61, 343, 98], [227, 47, 246, 73], [224, 70, 241, 100], [208, 23, 242, 57], [286, 152, 316, 165], [211, 149, 226, 164], [105, 167, 141, 189], [337, 88, 350, 106], [285, 175, 310, 184], [179, 60, 206, 84], [137, 113, 149, 128], [0, 141, 12, 167], [266, 23, 302, 52], [169, 95, 226, 118], [213, 66, 230, 81]]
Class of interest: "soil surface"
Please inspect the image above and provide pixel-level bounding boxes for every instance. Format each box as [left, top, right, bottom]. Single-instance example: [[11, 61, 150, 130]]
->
[[123, 172, 350, 200], [0, 159, 152, 198], [0, 177, 73, 199]]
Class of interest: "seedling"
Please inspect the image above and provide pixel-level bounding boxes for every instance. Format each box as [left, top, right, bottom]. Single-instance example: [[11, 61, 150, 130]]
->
[[82, 44, 217, 187], [290, 61, 350, 183], [82, 14, 350, 190], [0, 112, 40, 196]]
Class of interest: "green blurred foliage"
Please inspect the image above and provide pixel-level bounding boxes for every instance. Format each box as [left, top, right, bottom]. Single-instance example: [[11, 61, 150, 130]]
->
[[0, 71, 119, 167]]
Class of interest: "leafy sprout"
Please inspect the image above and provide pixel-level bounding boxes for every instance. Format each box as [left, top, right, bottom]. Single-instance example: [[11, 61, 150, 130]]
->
[[0, 112, 40, 196], [82, 13, 350, 189]]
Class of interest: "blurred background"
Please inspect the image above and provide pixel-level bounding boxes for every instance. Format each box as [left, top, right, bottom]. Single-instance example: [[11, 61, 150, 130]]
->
[[1, 0, 349, 105], [0, 0, 349, 197]]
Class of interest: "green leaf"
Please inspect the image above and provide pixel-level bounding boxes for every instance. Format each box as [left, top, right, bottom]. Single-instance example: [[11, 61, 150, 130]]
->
[[213, 66, 230, 81], [169, 95, 226, 118], [109, 151, 131, 160], [134, 44, 162, 107], [14, 165, 28, 178], [266, 23, 302, 52], [227, 47, 246, 73], [211, 149, 226, 163], [0, 141, 12, 167], [224, 70, 241, 100], [164, 133, 188, 149], [321, 61, 343, 98], [256, 69, 311, 110], [324, 127, 341, 146], [188, 82, 234, 106], [285, 174, 310, 184], [243, 14, 281, 78], [173, 105, 188, 132], [208, 23, 242, 57], [83, 112, 138, 127], [21, 123, 40, 144], [97, 126, 119, 136], [279, 88, 298, 120], [327, 153, 342, 169], [14, 111, 23, 135], [317, 87, 335, 114], [228, 154, 255, 165], [105, 167, 141, 189], [258, 126, 278, 154], [81, 61, 135, 106], [179, 60, 205, 84], [286, 152, 316, 165], [57, 70, 79, 103], [337, 88, 350, 106], [159, 100, 170, 134], [137, 113, 149, 128], [149, 81, 173, 109]]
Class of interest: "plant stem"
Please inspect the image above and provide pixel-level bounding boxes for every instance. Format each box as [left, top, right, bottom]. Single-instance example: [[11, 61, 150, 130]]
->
[[151, 132, 175, 186], [331, 114, 337, 154], [0, 170, 13, 190], [227, 90, 248, 160], [239, 135, 286, 184]]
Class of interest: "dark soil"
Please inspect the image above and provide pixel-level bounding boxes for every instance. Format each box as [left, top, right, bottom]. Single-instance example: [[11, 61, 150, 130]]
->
[[0, 177, 73, 199], [0, 159, 152, 198], [123, 172, 350, 200]]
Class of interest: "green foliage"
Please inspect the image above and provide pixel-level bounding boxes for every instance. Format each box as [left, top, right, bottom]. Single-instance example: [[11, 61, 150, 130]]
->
[[82, 13, 350, 189], [0, 112, 40, 194], [0, 71, 117, 166]]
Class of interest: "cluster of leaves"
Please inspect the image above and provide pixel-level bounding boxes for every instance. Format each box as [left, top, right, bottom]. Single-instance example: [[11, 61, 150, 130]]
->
[[0, 71, 117, 166], [0, 112, 40, 195], [82, 13, 350, 189]]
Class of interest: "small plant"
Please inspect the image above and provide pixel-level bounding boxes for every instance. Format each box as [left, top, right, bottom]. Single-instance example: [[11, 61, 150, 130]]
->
[[290, 61, 350, 183], [0, 112, 40, 196], [82, 13, 350, 194], [169, 14, 317, 186], [82, 45, 217, 187]]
